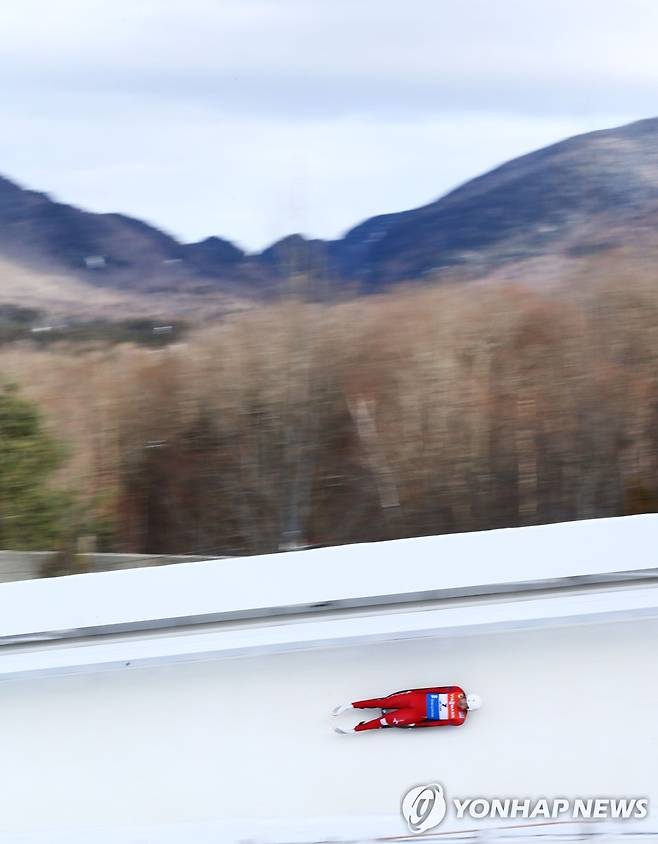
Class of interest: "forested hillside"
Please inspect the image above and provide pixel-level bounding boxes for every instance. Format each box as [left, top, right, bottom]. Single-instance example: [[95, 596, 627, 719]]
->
[[2, 259, 656, 558]]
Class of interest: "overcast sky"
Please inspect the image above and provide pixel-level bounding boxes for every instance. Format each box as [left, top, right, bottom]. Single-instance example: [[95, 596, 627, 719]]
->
[[1, 0, 657, 251]]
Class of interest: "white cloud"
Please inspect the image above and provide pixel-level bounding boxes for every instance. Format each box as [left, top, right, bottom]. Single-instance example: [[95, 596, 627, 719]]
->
[[0, 0, 655, 249]]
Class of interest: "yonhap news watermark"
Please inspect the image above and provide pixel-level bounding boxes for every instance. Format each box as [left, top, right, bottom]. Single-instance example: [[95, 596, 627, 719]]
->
[[401, 783, 649, 834]]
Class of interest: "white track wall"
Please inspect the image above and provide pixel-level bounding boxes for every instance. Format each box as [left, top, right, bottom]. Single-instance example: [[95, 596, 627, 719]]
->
[[1, 516, 657, 843], [1, 616, 657, 842]]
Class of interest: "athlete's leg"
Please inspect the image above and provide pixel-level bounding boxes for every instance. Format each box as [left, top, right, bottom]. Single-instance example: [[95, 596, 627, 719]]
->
[[353, 715, 388, 731], [385, 706, 424, 727], [350, 697, 388, 709], [333, 696, 390, 715], [352, 691, 417, 710], [354, 707, 421, 731], [334, 691, 425, 718]]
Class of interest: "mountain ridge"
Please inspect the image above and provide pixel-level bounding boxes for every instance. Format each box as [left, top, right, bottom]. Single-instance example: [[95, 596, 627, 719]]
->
[[2, 116, 658, 295]]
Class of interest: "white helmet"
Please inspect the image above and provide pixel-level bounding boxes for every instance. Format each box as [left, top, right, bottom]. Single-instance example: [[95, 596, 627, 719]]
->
[[466, 693, 482, 711]]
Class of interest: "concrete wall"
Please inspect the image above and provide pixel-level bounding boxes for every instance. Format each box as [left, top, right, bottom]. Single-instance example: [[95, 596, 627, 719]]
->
[[1, 615, 656, 843], [0, 551, 211, 584]]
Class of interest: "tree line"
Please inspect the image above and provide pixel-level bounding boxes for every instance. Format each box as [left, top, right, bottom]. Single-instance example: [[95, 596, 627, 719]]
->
[[2, 267, 658, 560]]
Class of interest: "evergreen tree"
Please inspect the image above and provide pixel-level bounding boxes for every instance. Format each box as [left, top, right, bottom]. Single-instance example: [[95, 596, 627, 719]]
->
[[0, 384, 73, 550]]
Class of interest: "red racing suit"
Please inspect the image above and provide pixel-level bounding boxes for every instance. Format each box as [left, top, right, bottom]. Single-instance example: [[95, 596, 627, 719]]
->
[[351, 686, 467, 732]]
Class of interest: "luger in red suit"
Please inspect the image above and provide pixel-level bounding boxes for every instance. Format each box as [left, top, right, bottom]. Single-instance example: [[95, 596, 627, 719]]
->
[[332, 686, 482, 734]]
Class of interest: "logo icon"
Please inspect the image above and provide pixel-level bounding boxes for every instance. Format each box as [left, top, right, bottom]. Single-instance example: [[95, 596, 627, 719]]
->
[[401, 783, 447, 834]]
